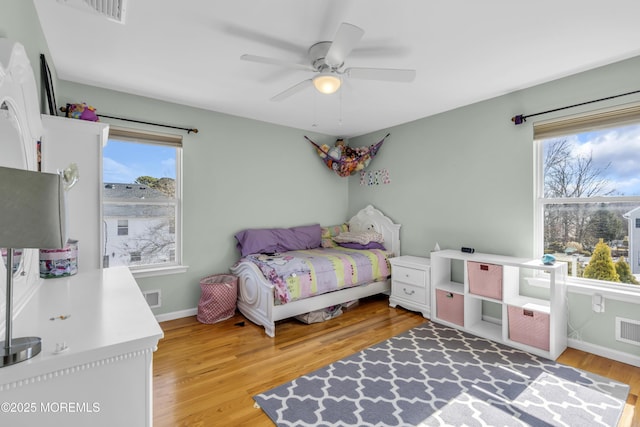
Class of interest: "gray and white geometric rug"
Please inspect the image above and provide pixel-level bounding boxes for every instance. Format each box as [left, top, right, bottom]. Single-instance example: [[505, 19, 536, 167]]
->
[[254, 322, 629, 426]]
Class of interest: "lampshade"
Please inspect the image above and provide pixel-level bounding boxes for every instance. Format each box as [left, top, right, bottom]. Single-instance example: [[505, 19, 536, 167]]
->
[[312, 73, 342, 95], [0, 166, 66, 249], [0, 166, 66, 367]]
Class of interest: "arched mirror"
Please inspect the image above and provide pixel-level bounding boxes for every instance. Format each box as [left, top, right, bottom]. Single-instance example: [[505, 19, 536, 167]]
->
[[0, 39, 43, 325], [0, 101, 27, 277]]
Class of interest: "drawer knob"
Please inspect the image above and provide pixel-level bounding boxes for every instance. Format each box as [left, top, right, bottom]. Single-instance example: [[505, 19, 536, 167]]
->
[[403, 288, 415, 295]]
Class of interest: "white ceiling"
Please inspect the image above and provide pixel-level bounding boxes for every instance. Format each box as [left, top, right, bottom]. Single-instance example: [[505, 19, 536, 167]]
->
[[32, 0, 640, 138]]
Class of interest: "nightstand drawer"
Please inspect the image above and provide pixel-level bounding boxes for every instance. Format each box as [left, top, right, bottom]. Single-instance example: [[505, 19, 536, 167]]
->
[[394, 282, 427, 304], [393, 265, 426, 287]]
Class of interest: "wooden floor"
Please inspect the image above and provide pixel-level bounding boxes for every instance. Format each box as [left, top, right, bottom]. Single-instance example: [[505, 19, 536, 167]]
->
[[153, 295, 640, 426]]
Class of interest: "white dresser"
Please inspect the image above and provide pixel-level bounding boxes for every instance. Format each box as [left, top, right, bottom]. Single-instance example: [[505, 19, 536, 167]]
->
[[389, 255, 431, 318], [0, 267, 163, 426]]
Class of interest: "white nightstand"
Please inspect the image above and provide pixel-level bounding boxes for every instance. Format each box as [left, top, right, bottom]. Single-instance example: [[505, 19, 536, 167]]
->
[[389, 255, 431, 318]]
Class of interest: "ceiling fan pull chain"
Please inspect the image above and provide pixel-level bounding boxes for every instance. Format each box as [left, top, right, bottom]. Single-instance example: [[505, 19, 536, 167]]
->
[[339, 85, 343, 127]]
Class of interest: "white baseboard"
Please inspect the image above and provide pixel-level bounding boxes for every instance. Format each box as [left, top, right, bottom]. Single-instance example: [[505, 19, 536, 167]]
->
[[568, 338, 640, 368], [155, 307, 197, 323]]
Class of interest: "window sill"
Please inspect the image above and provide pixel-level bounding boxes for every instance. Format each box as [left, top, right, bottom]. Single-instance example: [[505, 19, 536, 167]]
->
[[525, 276, 640, 304], [130, 264, 189, 279], [566, 279, 640, 304]]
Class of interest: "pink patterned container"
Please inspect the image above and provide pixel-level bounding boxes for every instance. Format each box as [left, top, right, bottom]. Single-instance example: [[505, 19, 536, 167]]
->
[[39, 239, 78, 278], [508, 305, 550, 351], [436, 289, 464, 326], [197, 274, 238, 324], [468, 261, 503, 300]]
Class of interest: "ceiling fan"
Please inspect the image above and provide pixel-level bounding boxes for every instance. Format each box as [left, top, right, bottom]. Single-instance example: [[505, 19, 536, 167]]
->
[[241, 22, 416, 102]]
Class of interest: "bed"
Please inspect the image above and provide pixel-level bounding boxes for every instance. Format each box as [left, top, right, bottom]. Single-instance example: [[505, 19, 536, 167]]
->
[[230, 205, 401, 337]]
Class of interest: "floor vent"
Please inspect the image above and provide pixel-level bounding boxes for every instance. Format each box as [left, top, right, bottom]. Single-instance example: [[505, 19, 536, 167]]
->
[[143, 290, 161, 309], [57, 0, 127, 24], [615, 317, 640, 346]]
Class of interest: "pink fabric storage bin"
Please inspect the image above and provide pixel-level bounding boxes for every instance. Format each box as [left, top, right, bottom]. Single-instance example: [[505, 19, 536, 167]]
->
[[508, 305, 550, 351], [197, 274, 238, 324], [468, 261, 503, 300], [436, 289, 464, 326]]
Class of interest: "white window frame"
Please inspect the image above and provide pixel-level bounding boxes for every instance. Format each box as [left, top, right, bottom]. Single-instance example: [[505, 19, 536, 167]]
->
[[103, 127, 187, 278], [533, 103, 640, 302]]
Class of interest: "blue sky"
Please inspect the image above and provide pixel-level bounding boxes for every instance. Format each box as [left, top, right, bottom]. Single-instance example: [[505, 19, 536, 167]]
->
[[547, 124, 640, 196], [103, 139, 176, 183]]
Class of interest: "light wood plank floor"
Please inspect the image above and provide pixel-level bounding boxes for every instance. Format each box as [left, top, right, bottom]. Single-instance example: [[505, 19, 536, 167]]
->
[[154, 295, 639, 426]]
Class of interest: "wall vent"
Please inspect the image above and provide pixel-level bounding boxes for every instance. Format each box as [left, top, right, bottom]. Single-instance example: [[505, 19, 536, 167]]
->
[[615, 317, 640, 346], [143, 290, 161, 309], [57, 0, 127, 24]]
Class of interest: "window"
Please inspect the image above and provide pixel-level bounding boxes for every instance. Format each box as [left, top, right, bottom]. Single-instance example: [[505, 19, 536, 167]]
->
[[117, 219, 129, 236], [130, 251, 142, 263], [535, 104, 640, 289], [102, 127, 183, 273]]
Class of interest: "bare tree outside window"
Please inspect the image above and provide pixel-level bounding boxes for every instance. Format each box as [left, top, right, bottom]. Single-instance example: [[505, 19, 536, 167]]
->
[[540, 126, 640, 286]]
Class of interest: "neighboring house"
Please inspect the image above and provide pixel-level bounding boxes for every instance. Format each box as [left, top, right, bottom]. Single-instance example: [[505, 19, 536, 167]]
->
[[103, 183, 175, 268], [624, 206, 640, 274]]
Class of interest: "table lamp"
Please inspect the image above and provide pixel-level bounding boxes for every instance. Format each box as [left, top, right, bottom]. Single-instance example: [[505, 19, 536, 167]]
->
[[0, 165, 66, 367]]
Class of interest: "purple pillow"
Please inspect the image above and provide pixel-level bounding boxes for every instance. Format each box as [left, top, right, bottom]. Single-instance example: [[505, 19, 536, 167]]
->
[[235, 224, 321, 256], [337, 241, 386, 250]]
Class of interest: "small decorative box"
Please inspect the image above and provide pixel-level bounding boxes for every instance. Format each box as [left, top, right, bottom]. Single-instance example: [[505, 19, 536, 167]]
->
[[40, 239, 78, 278]]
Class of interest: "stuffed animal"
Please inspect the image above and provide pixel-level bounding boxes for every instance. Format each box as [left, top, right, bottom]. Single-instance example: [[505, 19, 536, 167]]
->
[[61, 103, 99, 122], [306, 134, 389, 177]]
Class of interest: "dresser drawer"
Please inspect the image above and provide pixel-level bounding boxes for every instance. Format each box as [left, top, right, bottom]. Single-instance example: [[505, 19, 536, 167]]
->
[[393, 265, 426, 287], [393, 282, 427, 304]]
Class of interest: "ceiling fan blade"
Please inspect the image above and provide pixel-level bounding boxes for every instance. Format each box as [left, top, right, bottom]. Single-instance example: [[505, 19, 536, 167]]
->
[[270, 79, 313, 102], [345, 67, 416, 82], [325, 23, 365, 67], [241, 54, 314, 72], [225, 24, 305, 55]]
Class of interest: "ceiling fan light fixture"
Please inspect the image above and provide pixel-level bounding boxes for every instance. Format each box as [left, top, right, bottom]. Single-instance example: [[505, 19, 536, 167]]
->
[[313, 73, 341, 94]]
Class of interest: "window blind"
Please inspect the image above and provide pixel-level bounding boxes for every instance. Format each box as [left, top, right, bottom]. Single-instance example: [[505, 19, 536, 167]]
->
[[533, 103, 640, 140], [109, 126, 182, 147]]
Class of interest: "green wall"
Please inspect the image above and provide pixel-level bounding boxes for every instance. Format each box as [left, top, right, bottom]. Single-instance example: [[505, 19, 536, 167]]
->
[[55, 82, 349, 316], [348, 56, 640, 360]]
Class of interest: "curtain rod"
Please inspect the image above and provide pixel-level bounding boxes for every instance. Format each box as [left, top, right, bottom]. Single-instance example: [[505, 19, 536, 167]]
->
[[511, 89, 640, 125], [98, 113, 199, 134]]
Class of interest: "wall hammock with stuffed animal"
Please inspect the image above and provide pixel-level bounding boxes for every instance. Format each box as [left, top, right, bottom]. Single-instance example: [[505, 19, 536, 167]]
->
[[305, 133, 389, 177]]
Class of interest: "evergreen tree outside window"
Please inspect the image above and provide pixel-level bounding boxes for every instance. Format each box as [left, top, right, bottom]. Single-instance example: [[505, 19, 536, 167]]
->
[[535, 104, 640, 289]]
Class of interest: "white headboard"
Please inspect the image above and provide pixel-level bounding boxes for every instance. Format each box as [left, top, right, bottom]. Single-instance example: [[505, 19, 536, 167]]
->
[[348, 205, 401, 257]]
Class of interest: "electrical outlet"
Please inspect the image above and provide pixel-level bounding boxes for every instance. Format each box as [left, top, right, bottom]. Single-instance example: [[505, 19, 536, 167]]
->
[[592, 294, 605, 313]]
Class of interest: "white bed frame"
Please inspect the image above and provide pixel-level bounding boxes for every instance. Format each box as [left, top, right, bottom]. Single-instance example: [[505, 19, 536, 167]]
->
[[230, 205, 401, 337]]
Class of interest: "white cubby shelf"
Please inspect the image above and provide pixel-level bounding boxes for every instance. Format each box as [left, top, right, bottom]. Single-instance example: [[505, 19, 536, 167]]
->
[[430, 249, 568, 360]]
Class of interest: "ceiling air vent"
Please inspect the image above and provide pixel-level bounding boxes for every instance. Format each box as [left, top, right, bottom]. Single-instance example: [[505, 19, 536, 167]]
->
[[57, 0, 127, 24]]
